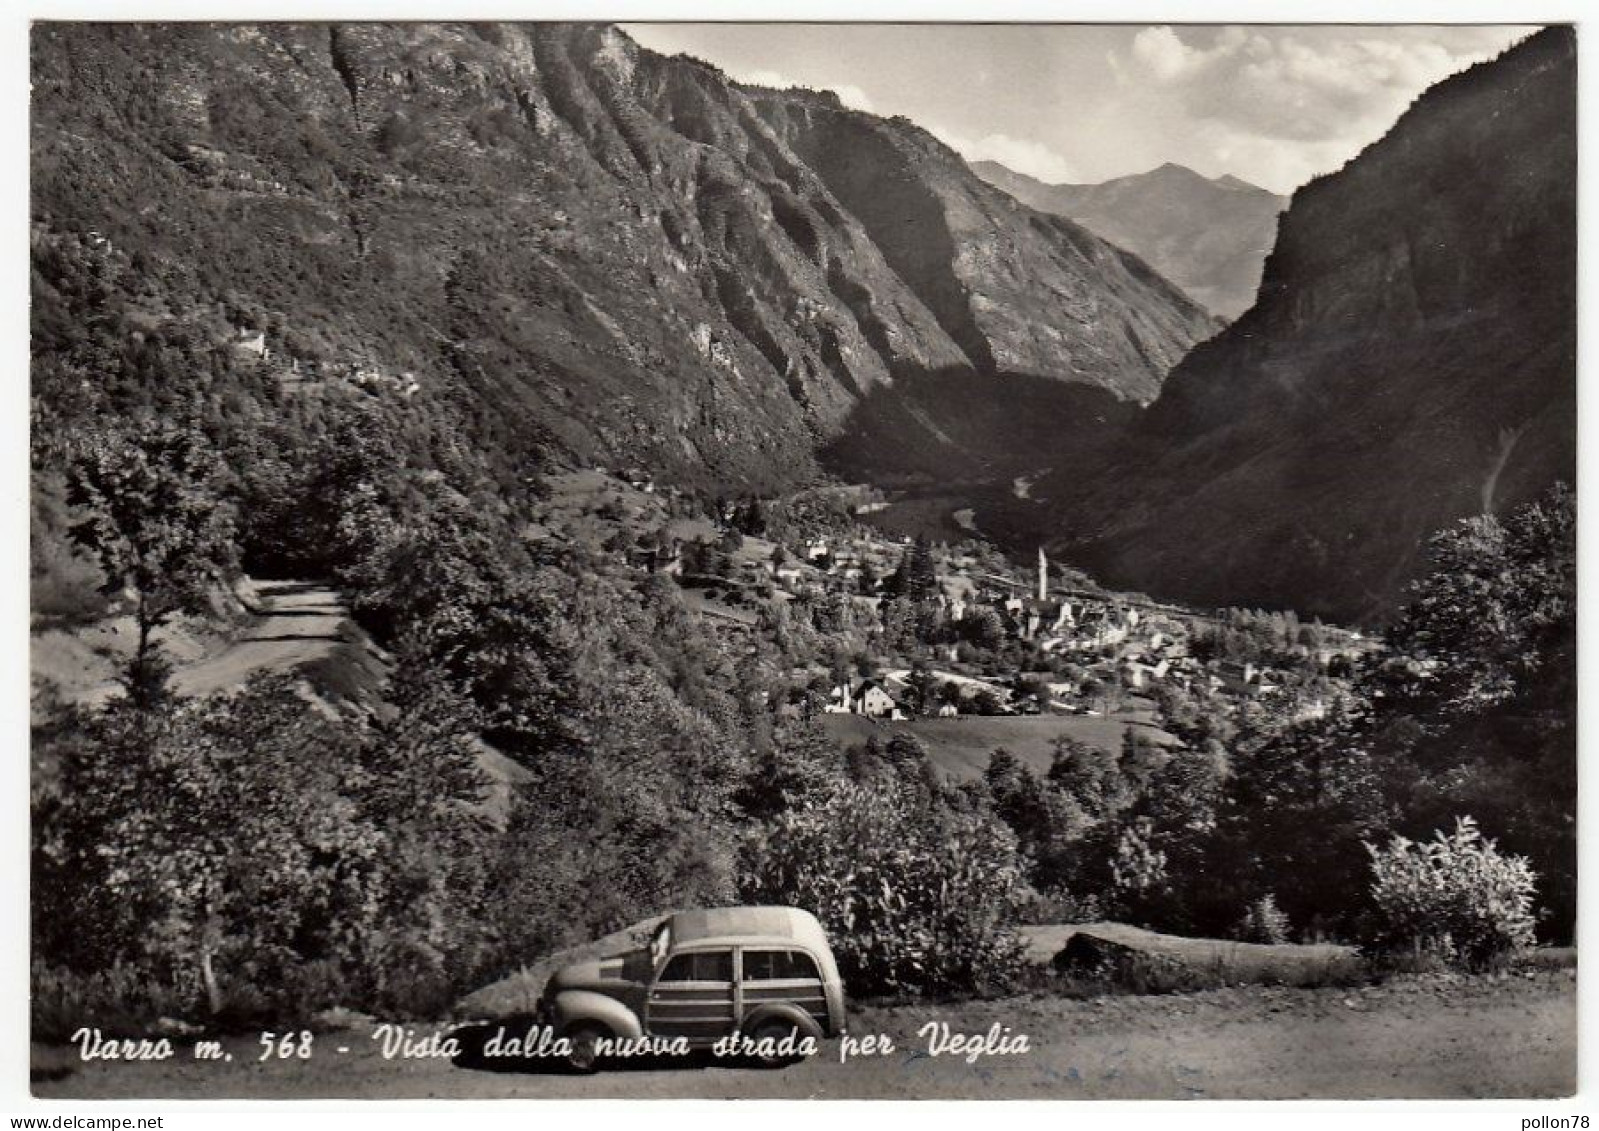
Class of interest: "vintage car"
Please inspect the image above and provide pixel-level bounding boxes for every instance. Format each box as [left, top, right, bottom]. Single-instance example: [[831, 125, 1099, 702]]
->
[[539, 906, 846, 1072]]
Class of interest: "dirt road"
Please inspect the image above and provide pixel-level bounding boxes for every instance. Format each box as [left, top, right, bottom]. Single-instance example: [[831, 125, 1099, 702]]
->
[[33, 971, 1574, 1100], [170, 580, 350, 697], [34, 580, 355, 710]]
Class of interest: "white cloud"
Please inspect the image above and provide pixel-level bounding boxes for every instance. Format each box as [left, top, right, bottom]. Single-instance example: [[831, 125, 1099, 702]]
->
[[740, 68, 793, 89], [1105, 48, 1129, 87], [1121, 25, 1532, 145], [1130, 26, 1200, 82], [829, 84, 876, 113], [1108, 25, 1537, 190], [1199, 123, 1367, 197], [737, 68, 874, 112], [928, 125, 1077, 184]]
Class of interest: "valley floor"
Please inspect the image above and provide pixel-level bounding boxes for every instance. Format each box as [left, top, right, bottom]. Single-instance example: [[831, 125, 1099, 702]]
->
[[33, 970, 1574, 1100], [820, 710, 1177, 782]]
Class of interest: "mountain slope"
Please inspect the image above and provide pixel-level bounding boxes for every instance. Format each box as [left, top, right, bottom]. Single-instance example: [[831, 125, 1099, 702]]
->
[[30, 22, 1215, 493], [973, 161, 1286, 320], [748, 95, 1215, 398], [1034, 27, 1575, 625]]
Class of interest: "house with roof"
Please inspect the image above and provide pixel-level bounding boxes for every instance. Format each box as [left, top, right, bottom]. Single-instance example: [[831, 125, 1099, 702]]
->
[[630, 531, 682, 575], [1214, 661, 1283, 698], [823, 677, 904, 720], [1119, 655, 1171, 690], [233, 329, 268, 359]]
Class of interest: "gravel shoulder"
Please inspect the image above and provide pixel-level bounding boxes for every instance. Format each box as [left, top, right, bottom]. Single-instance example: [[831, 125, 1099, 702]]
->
[[32, 970, 1575, 1100]]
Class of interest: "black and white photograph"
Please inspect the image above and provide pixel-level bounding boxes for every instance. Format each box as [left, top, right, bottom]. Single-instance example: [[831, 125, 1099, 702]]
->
[[21, 9, 1580, 1108]]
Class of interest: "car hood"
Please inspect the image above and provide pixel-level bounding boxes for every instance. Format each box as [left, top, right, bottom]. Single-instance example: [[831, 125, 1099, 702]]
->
[[550, 947, 655, 992]]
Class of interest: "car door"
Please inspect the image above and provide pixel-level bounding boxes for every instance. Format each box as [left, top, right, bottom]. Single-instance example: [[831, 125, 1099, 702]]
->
[[738, 948, 830, 1032], [645, 948, 736, 1044]]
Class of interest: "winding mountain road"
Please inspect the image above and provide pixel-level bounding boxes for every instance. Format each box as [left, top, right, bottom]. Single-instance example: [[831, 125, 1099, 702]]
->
[[170, 580, 349, 697]]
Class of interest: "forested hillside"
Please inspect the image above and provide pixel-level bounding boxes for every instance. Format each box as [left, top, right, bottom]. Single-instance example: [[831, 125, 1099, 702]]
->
[[31, 22, 1213, 496]]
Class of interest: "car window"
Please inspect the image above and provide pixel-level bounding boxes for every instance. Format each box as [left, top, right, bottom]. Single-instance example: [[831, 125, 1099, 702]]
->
[[657, 950, 733, 983], [742, 949, 821, 982]]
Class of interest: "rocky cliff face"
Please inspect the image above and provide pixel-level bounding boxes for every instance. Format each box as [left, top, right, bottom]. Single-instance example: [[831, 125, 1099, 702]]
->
[[1037, 28, 1575, 624], [31, 22, 1215, 491], [750, 96, 1214, 399], [973, 160, 1286, 321]]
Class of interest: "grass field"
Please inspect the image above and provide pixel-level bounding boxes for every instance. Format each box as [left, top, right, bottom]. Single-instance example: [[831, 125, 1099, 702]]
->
[[819, 709, 1178, 780]]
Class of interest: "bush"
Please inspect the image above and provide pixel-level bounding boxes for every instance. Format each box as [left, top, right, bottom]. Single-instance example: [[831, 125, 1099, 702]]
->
[[1236, 894, 1291, 945], [31, 960, 192, 1042], [30, 508, 112, 628], [1018, 889, 1105, 926], [740, 781, 1028, 998], [1363, 816, 1537, 970]]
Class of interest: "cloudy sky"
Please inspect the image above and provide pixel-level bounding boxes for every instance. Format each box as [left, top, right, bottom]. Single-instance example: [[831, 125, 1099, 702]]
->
[[622, 23, 1536, 193]]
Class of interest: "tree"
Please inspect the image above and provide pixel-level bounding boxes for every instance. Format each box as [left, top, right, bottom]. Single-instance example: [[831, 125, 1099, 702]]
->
[[1387, 483, 1574, 711], [882, 556, 906, 598], [359, 661, 492, 826], [734, 496, 767, 537], [66, 421, 237, 706], [982, 747, 1097, 898], [971, 688, 1005, 716], [1014, 675, 1052, 714], [903, 664, 940, 716], [904, 535, 939, 601], [1047, 736, 1127, 821], [1119, 727, 1171, 792], [881, 731, 938, 793], [34, 678, 390, 1020], [984, 750, 1050, 854], [734, 719, 841, 822], [489, 744, 738, 969], [741, 779, 1028, 996], [960, 606, 1005, 649], [680, 539, 712, 576], [1358, 484, 1577, 940]]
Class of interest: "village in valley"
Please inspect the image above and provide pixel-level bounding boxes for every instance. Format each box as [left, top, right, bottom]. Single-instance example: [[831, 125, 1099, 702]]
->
[[75, 242, 1380, 773], [527, 465, 1377, 778], [67, 248, 1380, 762]]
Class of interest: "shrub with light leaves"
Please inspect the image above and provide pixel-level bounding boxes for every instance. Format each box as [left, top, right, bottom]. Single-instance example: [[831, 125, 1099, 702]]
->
[[740, 780, 1028, 997], [1236, 893, 1292, 945], [1363, 816, 1537, 970]]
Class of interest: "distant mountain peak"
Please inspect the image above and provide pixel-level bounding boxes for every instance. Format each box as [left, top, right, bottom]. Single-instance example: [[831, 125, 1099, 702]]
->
[[973, 157, 1286, 320], [1212, 172, 1265, 193]]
